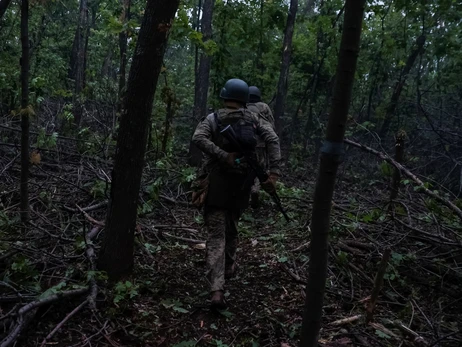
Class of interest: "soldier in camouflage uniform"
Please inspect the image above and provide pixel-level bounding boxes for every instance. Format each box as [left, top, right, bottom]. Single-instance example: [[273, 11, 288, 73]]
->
[[246, 86, 276, 208], [192, 79, 281, 309]]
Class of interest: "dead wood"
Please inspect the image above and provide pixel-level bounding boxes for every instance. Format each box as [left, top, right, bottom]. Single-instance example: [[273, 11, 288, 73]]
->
[[345, 138, 462, 222]]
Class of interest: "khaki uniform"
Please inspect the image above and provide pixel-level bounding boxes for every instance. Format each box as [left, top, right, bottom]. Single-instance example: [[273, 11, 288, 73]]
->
[[246, 102, 276, 196], [192, 107, 280, 292]]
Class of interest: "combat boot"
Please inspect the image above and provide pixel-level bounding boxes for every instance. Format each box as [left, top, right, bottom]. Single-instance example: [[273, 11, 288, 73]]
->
[[210, 290, 226, 309]]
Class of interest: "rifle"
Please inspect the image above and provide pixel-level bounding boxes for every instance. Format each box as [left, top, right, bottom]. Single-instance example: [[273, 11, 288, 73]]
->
[[220, 124, 291, 222]]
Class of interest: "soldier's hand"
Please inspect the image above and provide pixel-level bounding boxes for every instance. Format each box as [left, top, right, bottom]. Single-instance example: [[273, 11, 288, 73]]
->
[[261, 173, 279, 194], [225, 152, 240, 167]]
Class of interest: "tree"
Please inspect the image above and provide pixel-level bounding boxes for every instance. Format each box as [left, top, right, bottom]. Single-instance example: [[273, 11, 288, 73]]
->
[[118, 0, 131, 111], [98, 0, 180, 280], [273, 0, 298, 136], [69, 0, 89, 126], [300, 0, 366, 345], [379, 34, 426, 137], [20, 0, 30, 231], [188, 0, 214, 167]]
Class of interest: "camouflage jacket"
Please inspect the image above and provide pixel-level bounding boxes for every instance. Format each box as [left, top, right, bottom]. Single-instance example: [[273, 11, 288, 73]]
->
[[192, 107, 281, 175], [247, 102, 275, 147]]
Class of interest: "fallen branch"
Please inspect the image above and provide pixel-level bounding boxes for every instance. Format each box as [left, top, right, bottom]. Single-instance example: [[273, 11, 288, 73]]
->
[[0, 153, 19, 175], [62, 201, 108, 213], [39, 299, 89, 347], [85, 227, 100, 310], [366, 248, 391, 323], [76, 205, 105, 227], [330, 314, 363, 326], [280, 264, 307, 285], [390, 320, 428, 346], [345, 139, 462, 221], [0, 288, 88, 347], [163, 233, 204, 244], [159, 195, 190, 207]]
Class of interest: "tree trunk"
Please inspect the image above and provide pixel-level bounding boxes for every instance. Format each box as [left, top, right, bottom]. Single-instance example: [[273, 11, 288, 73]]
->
[[20, 0, 30, 231], [303, 0, 315, 16], [69, 0, 89, 127], [300, 0, 366, 346], [98, 0, 180, 280], [0, 0, 12, 19], [273, 0, 298, 136], [390, 130, 406, 201], [188, 0, 214, 167], [118, 0, 131, 112], [379, 34, 426, 138]]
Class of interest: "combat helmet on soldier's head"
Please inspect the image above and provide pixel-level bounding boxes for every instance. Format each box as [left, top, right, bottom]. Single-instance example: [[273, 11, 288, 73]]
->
[[220, 79, 249, 104], [249, 86, 261, 103]]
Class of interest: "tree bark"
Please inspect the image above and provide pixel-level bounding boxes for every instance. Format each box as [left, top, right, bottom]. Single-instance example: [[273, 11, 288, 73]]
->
[[300, 0, 366, 346], [379, 34, 426, 138], [0, 0, 12, 20], [188, 0, 214, 167], [273, 0, 298, 136], [20, 0, 30, 231], [98, 0, 180, 280], [69, 0, 89, 127], [118, 0, 131, 112]]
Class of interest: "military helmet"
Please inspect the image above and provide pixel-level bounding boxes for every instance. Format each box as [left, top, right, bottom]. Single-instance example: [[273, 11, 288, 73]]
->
[[249, 86, 261, 103], [220, 79, 249, 104]]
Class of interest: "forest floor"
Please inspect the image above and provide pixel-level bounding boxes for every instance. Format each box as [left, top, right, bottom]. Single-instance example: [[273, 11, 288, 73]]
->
[[1, 136, 462, 347]]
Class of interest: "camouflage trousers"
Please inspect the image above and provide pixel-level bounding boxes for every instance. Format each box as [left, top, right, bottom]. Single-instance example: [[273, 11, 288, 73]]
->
[[251, 147, 267, 195], [204, 207, 241, 292]]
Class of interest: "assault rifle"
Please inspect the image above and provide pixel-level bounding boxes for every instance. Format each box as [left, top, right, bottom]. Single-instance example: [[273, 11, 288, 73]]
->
[[220, 124, 291, 223]]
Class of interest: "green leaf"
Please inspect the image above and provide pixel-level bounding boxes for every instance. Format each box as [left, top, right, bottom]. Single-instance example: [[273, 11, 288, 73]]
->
[[173, 306, 189, 313], [375, 330, 391, 339]]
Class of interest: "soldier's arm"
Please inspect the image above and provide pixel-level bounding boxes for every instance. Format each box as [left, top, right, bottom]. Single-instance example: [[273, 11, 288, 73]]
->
[[255, 116, 281, 175], [192, 115, 228, 162], [264, 104, 276, 130]]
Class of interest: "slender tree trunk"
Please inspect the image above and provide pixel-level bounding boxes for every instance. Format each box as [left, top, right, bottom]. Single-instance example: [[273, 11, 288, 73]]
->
[[20, 0, 30, 231], [379, 34, 426, 138], [273, 0, 298, 136], [69, 0, 89, 127], [390, 130, 406, 201], [303, 0, 315, 16], [300, 1, 366, 346], [0, 0, 12, 19], [188, 0, 214, 167], [118, 0, 131, 112], [98, 0, 180, 280]]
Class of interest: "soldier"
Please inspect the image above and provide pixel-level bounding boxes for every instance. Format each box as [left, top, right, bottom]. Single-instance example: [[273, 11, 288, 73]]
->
[[246, 86, 276, 208], [192, 78, 281, 309]]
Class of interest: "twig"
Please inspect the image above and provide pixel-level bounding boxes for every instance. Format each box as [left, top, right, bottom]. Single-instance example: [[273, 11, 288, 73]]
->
[[76, 205, 105, 227], [345, 139, 462, 221], [159, 195, 190, 207], [62, 201, 108, 213], [85, 227, 100, 310], [39, 299, 89, 347], [0, 154, 19, 175], [163, 233, 204, 244], [280, 264, 307, 285], [390, 320, 428, 346], [0, 288, 88, 347], [366, 248, 391, 323], [330, 314, 363, 326]]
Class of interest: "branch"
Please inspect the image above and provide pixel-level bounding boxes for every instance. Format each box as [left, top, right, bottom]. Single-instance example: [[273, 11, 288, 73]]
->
[[39, 299, 89, 347], [0, 0, 12, 20], [345, 139, 462, 221], [0, 288, 88, 347]]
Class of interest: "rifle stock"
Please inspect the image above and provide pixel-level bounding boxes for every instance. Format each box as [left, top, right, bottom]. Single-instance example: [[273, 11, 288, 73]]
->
[[220, 125, 291, 222]]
